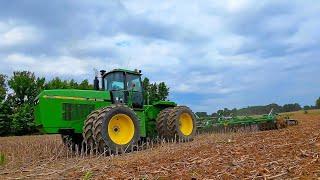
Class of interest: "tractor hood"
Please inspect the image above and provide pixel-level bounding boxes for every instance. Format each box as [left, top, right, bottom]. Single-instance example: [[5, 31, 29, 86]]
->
[[34, 89, 111, 134], [36, 89, 111, 102]]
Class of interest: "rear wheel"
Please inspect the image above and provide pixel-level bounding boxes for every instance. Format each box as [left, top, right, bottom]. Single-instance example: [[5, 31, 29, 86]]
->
[[93, 105, 140, 153], [156, 107, 173, 139], [167, 106, 196, 141]]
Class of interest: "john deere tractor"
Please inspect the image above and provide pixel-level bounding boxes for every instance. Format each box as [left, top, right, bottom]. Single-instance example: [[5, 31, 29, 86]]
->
[[34, 69, 196, 153]]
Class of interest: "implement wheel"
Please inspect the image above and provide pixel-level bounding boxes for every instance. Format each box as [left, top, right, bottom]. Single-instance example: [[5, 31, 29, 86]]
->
[[93, 105, 140, 153], [258, 121, 277, 131], [156, 107, 173, 139], [167, 106, 196, 141]]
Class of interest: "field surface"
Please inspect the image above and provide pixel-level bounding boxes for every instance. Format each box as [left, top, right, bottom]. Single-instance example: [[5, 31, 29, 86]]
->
[[0, 110, 320, 179]]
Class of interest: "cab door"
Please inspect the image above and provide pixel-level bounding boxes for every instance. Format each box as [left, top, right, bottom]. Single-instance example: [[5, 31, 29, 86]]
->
[[126, 73, 143, 108]]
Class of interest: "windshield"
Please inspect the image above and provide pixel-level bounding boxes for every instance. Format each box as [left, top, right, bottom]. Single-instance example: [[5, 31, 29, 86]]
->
[[126, 74, 142, 92], [105, 72, 124, 91]]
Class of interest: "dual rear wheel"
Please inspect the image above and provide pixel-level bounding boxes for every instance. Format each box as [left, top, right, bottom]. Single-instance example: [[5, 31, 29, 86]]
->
[[156, 106, 196, 141]]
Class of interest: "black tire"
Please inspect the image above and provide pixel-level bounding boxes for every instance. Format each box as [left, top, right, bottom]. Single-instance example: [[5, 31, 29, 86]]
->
[[167, 106, 197, 141], [156, 107, 173, 139], [61, 133, 83, 151], [93, 105, 140, 153], [259, 121, 277, 131], [82, 110, 101, 150]]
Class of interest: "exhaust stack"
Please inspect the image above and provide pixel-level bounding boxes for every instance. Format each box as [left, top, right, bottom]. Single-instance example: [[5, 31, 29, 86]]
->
[[100, 70, 106, 90]]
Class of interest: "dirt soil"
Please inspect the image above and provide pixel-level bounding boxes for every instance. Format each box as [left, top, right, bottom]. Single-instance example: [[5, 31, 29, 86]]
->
[[0, 110, 319, 179]]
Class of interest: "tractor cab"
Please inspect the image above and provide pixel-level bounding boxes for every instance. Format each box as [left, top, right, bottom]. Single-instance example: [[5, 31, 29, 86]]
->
[[98, 69, 143, 108]]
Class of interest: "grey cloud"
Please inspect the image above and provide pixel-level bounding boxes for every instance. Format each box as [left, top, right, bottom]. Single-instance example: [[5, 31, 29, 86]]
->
[[0, 0, 206, 58], [0, 0, 320, 112], [223, 1, 313, 58]]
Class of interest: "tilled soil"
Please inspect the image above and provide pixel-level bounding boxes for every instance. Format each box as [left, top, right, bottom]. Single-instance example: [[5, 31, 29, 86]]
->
[[1, 110, 319, 179]]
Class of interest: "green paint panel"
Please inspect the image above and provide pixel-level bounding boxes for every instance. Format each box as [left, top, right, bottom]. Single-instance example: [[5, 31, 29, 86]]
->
[[35, 89, 111, 134], [62, 103, 95, 121]]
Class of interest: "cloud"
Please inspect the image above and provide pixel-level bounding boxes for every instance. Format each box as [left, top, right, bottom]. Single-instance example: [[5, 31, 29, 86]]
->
[[0, 0, 319, 113], [0, 20, 43, 48], [1, 53, 108, 78]]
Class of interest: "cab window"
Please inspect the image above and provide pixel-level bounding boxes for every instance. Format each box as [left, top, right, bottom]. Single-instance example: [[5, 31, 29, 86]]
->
[[105, 72, 124, 91], [126, 74, 142, 92]]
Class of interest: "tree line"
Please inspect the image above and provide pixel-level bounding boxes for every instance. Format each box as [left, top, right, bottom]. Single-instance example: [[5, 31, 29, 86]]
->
[[196, 100, 320, 118], [0, 71, 169, 136], [142, 77, 169, 105]]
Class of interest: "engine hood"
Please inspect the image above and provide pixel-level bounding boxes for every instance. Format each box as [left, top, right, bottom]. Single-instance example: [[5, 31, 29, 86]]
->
[[37, 89, 111, 101]]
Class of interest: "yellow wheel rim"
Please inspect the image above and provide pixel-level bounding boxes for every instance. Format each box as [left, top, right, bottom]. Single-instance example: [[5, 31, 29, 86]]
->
[[179, 113, 194, 136], [108, 114, 135, 145]]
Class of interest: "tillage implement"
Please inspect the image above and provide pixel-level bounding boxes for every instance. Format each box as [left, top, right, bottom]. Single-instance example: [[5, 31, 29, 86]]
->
[[196, 109, 297, 133]]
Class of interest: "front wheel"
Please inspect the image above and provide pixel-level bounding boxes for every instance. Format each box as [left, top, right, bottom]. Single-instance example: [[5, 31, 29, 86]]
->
[[93, 105, 140, 154]]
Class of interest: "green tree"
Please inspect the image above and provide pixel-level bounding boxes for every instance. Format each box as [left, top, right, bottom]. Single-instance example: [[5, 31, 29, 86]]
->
[[69, 79, 79, 89], [0, 74, 12, 136], [217, 109, 224, 116], [7, 71, 45, 135], [11, 104, 35, 135], [0, 74, 6, 102], [142, 77, 150, 104], [158, 82, 169, 101], [233, 103, 298, 116], [303, 105, 311, 110], [78, 79, 93, 90], [231, 108, 237, 116], [46, 78, 92, 90], [8, 71, 45, 105], [195, 112, 208, 118], [149, 83, 159, 104], [142, 78, 170, 104], [223, 108, 232, 116], [211, 112, 218, 117], [0, 100, 13, 136], [316, 97, 320, 109], [45, 77, 68, 89], [282, 103, 301, 112]]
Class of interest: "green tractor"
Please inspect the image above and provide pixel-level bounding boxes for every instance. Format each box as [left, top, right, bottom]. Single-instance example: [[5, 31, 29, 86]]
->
[[34, 69, 196, 153]]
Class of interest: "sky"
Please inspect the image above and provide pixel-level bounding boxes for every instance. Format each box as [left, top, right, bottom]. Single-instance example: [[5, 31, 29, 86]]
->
[[0, 0, 319, 113]]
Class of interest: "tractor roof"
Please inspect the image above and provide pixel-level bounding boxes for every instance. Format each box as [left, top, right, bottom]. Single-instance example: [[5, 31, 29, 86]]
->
[[105, 69, 141, 76]]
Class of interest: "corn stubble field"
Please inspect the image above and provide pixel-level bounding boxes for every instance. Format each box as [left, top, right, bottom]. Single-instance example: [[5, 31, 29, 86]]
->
[[0, 110, 320, 179]]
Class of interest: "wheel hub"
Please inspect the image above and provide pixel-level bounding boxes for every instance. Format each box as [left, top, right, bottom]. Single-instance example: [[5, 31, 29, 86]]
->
[[178, 113, 194, 136], [108, 114, 135, 145], [113, 126, 120, 133]]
